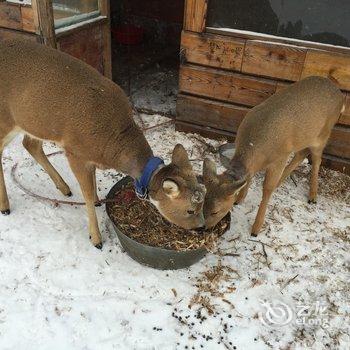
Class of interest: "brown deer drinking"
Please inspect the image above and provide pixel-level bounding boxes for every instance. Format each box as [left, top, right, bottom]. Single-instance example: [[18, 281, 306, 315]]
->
[[211, 77, 344, 235], [0, 40, 206, 248]]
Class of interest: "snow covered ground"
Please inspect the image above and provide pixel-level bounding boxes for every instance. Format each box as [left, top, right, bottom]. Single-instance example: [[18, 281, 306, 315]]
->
[[0, 114, 349, 350]]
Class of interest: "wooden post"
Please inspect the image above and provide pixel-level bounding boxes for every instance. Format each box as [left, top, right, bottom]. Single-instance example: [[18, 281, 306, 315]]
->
[[99, 0, 112, 79], [31, 0, 57, 48], [184, 0, 207, 33]]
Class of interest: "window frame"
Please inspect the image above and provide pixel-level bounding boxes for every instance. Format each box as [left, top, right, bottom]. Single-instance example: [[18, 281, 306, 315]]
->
[[183, 0, 350, 55]]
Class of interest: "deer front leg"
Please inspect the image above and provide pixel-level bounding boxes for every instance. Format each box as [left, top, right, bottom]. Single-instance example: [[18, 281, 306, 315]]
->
[[251, 157, 287, 236], [66, 153, 102, 249]]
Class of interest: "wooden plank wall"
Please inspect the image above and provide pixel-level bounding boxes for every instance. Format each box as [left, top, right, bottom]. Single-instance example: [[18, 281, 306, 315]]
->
[[0, 26, 37, 41], [0, 2, 35, 32], [183, 0, 207, 32], [58, 25, 104, 74], [177, 30, 350, 174], [31, 0, 56, 48], [1, 1, 110, 78]]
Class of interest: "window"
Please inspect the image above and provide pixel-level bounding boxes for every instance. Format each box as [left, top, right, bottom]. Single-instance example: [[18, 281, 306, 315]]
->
[[207, 0, 350, 48], [6, 1, 32, 4], [53, 0, 100, 29]]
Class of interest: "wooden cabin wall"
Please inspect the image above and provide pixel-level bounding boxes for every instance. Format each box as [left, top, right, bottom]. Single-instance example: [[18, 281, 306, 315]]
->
[[0, 2, 35, 33], [0, 1, 111, 77], [176, 2, 350, 174], [57, 25, 104, 74], [0, 26, 37, 41]]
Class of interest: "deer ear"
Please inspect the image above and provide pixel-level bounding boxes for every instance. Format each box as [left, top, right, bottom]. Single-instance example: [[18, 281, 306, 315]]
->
[[221, 179, 247, 196], [163, 179, 180, 198], [202, 158, 217, 183], [171, 144, 192, 169]]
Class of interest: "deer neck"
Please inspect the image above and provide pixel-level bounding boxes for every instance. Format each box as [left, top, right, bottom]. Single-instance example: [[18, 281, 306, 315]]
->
[[225, 154, 249, 182], [99, 126, 155, 179], [134, 157, 165, 198]]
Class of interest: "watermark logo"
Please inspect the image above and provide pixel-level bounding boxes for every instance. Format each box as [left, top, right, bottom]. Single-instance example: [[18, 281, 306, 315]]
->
[[259, 300, 293, 327], [259, 299, 329, 328]]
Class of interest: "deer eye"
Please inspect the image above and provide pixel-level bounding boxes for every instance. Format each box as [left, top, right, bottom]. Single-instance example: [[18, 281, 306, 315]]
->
[[211, 211, 219, 216], [187, 210, 195, 215]]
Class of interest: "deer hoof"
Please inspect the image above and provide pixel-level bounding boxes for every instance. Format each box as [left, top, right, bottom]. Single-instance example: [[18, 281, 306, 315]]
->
[[95, 202, 102, 207], [66, 191, 72, 197], [251, 232, 258, 238], [308, 199, 317, 204], [94, 242, 103, 250], [1, 209, 10, 215]]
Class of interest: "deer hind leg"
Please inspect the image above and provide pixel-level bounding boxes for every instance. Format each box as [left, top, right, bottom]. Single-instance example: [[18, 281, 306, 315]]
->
[[22, 135, 71, 197], [308, 146, 324, 204], [278, 149, 309, 187], [66, 153, 102, 249], [92, 166, 101, 207], [251, 157, 288, 237], [0, 127, 17, 215]]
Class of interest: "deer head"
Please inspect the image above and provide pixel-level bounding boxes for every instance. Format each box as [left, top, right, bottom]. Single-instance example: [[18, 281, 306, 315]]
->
[[148, 144, 206, 229]]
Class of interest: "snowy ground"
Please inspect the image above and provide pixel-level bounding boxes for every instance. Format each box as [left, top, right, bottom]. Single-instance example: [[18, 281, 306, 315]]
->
[[0, 114, 349, 350]]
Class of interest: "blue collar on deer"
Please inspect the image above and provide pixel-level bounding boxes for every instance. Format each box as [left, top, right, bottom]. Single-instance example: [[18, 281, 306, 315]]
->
[[134, 157, 164, 199]]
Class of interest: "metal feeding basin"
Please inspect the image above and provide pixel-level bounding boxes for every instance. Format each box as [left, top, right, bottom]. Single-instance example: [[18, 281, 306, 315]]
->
[[105, 177, 231, 270]]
